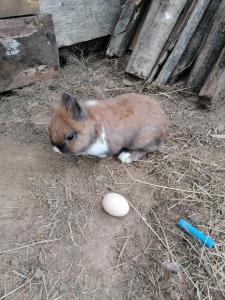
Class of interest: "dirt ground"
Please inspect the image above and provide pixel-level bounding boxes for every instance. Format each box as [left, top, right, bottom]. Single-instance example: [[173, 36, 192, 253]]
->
[[0, 51, 225, 300]]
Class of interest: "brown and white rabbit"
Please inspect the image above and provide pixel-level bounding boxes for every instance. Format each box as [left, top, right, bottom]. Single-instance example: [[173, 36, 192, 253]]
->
[[49, 92, 168, 163]]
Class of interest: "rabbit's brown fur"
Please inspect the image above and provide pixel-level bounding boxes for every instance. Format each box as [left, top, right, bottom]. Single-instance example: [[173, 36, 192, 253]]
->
[[49, 93, 169, 163]]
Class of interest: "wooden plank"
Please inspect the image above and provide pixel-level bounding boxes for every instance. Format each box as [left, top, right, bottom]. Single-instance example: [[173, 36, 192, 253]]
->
[[39, 0, 123, 47], [126, 0, 187, 79], [0, 0, 39, 18], [199, 46, 225, 108], [156, 0, 211, 86], [148, 0, 196, 83], [126, 0, 162, 73], [0, 14, 59, 93], [186, 1, 225, 93], [106, 0, 146, 57], [170, 0, 222, 84], [128, 0, 150, 51]]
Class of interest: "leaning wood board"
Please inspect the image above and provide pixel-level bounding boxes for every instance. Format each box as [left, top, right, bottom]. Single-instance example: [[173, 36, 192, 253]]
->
[[128, 0, 150, 51], [199, 46, 225, 108], [156, 0, 211, 86], [40, 0, 123, 47], [126, 0, 187, 79], [106, 0, 146, 57], [126, 0, 161, 74], [148, 0, 197, 83], [0, 0, 39, 18], [170, 0, 222, 84], [0, 15, 59, 93], [186, 1, 225, 92]]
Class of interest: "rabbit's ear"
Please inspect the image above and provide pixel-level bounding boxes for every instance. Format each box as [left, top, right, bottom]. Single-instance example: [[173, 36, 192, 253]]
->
[[61, 92, 82, 120]]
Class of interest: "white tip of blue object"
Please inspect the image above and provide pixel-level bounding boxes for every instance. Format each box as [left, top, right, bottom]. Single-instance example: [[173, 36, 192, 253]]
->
[[177, 218, 214, 249]]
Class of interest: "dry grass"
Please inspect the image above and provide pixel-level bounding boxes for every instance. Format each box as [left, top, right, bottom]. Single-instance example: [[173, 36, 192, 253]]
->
[[121, 131, 225, 299], [0, 47, 225, 299], [100, 117, 225, 299]]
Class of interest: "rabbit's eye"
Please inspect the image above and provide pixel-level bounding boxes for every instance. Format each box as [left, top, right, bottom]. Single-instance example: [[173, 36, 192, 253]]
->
[[66, 132, 75, 141]]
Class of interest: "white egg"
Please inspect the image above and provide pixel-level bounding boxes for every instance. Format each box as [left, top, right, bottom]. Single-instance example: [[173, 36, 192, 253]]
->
[[102, 192, 129, 217]]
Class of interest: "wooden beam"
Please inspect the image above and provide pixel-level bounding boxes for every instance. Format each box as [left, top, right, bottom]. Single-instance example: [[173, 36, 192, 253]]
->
[[0, 15, 59, 93], [106, 0, 146, 57], [170, 0, 222, 84], [0, 0, 39, 18], [199, 46, 225, 108], [156, 0, 211, 86], [126, 0, 187, 79], [148, 0, 196, 83], [186, 1, 225, 92], [39, 0, 123, 47], [128, 0, 150, 51], [126, 0, 162, 77]]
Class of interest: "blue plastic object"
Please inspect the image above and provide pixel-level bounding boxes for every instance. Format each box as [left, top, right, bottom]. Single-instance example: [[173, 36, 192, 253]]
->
[[177, 218, 214, 249]]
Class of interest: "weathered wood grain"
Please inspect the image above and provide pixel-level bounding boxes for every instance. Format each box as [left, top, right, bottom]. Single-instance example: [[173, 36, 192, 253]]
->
[[199, 46, 225, 108], [156, 0, 211, 86], [39, 0, 123, 47], [148, 0, 197, 83], [126, 0, 161, 68], [186, 1, 225, 93], [126, 0, 187, 79], [170, 0, 222, 84], [147, 0, 196, 83], [106, 0, 146, 57], [128, 0, 150, 51], [0, 0, 39, 18], [0, 15, 59, 93]]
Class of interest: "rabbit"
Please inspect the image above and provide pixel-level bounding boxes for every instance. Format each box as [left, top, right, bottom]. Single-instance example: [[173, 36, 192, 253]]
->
[[49, 92, 169, 163]]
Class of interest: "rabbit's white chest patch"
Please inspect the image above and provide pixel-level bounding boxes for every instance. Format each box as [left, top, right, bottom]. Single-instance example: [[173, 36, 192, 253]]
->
[[81, 126, 109, 158]]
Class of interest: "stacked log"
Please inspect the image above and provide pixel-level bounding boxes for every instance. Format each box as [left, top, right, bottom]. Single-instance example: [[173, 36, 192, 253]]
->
[[126, 0, 187, 79], [186, 1, 225, 93], [107, 0, 225, 108]]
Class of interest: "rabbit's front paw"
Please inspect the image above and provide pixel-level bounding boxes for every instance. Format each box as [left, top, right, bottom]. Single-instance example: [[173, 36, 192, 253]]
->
[[118, 152, 132, 164]]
